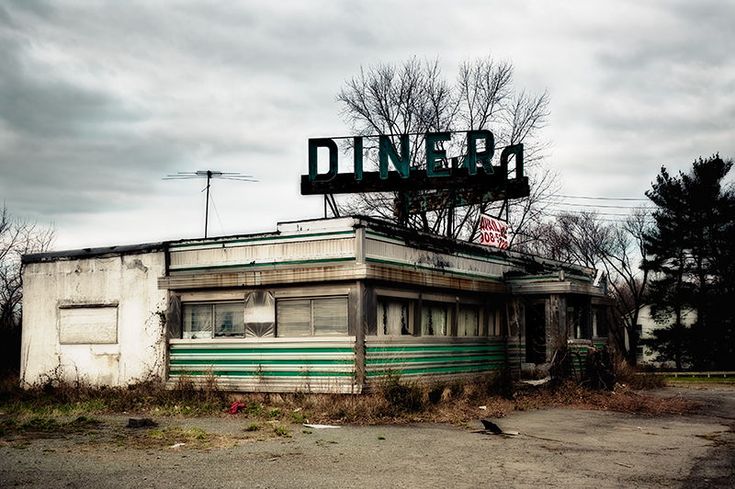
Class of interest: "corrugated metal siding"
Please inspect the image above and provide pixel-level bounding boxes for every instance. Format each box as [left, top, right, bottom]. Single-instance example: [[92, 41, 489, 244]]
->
[[364, 337, 507, 385], [364, 235, 508, 279], [568, 342, 594, 377], [168, 338, 359, 393], [169, 235, 356, 271]]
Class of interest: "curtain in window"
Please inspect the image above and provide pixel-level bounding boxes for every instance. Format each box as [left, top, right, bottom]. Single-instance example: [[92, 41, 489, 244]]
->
[[421, 303, 448, 336], [183, 304, 213, 339], [214, 303, 245, 337], [379, 299, 410, 335], [458, 305, 479, 336]]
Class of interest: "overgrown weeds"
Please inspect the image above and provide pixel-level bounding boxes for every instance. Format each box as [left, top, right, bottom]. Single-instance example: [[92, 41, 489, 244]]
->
[[0, 375, 229, 417], [0, 370, 698, 429]]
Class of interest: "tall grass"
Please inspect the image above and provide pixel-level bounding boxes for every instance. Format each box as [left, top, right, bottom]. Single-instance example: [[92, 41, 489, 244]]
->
[[0, 368, 695, 424]]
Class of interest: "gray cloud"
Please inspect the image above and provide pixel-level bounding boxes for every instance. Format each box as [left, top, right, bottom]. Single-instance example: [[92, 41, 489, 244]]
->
[[0, 0, 732, 248]]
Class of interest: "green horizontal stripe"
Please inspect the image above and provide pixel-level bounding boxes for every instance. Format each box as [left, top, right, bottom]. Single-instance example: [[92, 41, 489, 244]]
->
[[366, 345, 503, 353], [170, 358, 353, 366], [170, 370, 354, 378], [365, 354, 505, 365], [170, 347, 354, 355], [171, 256, 355, 272], [366, 363, 501, 377]]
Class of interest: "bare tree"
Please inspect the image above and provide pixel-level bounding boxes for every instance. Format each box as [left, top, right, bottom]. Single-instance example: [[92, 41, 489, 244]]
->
[[0, 206, 54, 373], [336, 56, 552, 240], [521, 210, 651, 364]]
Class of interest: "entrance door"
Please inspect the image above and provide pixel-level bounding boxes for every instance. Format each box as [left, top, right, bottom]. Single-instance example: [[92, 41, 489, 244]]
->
[[525, 303, 546, 364]]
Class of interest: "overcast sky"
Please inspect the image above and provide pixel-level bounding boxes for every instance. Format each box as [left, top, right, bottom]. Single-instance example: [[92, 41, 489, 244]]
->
[[1, 0, 733, 251]]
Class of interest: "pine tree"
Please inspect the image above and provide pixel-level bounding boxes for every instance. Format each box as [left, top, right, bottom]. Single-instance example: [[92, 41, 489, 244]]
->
[[643, 156, 734, 369]]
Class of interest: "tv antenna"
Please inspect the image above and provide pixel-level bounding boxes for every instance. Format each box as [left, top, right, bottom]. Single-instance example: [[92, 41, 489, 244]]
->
[[163, 170, 257, 238]]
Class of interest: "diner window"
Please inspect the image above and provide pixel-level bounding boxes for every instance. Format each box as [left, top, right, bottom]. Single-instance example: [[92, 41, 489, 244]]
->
[[457, 305, 480, 336], [487, 309, 498, 336], [378, 298, 412, 335], [277, 297, 348, 337], [421, 302, 451, 336], [183, 302, 245, 339]]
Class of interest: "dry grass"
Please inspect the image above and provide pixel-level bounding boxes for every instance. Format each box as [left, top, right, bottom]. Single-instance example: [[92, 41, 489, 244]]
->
[[0, 372, 699, 431]]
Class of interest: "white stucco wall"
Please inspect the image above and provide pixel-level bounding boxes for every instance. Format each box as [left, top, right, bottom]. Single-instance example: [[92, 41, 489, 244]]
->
[[20, 251, 167, 387]]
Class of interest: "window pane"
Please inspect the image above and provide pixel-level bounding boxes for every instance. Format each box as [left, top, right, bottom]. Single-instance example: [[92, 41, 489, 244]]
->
[[458, 305, 479, 336], [487, 309, 497, 336], [214, 303, 245, 337], [378, 298, 411, 336], [422, 303, 449, 336], [277, 300, 311, 337], [183, 304, 213, 339], [313, 297, 348, 336]]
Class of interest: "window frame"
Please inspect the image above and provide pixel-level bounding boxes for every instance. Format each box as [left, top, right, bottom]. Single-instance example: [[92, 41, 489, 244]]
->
[[182, 300, 246, 339]]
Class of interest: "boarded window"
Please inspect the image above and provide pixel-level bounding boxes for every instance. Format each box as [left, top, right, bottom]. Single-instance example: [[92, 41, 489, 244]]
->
[[421, 302, 450, 336], [277, 297, 348, 337], [378, 298, 412, 335], [244, 291, 275, 338], [59, 306, 118, 344]]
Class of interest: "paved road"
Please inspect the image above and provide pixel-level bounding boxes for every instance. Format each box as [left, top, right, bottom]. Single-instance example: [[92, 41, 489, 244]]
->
[[1, 385, 733, 488]]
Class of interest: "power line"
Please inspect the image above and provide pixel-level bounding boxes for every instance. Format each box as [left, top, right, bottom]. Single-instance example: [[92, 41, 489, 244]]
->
[[541, 201, 653, 210], [554, 194, 648, 202]]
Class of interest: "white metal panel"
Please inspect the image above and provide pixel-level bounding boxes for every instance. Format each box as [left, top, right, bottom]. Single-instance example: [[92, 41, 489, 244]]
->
[[364, 236, 509, 278], [170, 237, 356, 270]]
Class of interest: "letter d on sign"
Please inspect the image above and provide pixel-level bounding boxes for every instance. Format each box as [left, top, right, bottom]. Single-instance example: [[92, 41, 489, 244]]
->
[[308, 138, 339, 182]]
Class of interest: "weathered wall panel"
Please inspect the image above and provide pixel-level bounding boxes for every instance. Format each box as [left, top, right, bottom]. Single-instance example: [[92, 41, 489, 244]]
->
[[20, 252, 167, 386], [169, 234, 355, 272], [364, 337, 507, 386], [364, 232, 513, 280], [168, 338, 358, 393]]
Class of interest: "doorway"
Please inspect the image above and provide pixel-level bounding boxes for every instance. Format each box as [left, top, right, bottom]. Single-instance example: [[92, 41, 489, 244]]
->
[[525, 302, 546, 364]]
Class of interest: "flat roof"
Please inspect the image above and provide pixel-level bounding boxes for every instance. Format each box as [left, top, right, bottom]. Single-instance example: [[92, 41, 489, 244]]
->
[[21, 215, 597, 280]]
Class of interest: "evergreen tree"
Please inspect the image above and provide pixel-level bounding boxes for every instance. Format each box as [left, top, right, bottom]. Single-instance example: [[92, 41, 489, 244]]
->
[[643, 156, 734, 369]]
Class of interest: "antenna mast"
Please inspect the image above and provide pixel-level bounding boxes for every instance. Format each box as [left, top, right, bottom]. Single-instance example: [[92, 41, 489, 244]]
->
[[163, 170, 257, 238]]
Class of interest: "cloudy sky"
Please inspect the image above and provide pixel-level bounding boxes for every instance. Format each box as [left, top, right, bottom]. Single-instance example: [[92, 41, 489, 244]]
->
[[1, 0, 733, 251]]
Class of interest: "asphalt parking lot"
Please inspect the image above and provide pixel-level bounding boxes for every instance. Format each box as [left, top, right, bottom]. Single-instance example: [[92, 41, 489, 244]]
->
[[1, 384, 733, 488]]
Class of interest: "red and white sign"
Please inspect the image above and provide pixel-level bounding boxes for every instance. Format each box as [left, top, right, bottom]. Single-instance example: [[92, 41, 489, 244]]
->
[[478, 214, 510, 250]]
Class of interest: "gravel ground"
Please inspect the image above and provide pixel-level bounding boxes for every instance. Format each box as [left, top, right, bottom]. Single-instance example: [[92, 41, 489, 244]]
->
[[1, 384, 733, 488]]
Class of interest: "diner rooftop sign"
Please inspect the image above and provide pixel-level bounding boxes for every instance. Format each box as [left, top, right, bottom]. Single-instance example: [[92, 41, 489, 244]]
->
[[300, 130, 529, 199]]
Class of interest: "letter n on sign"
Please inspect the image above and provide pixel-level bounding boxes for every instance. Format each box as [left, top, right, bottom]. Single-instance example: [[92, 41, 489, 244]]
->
[[478, 214, 510, 250]]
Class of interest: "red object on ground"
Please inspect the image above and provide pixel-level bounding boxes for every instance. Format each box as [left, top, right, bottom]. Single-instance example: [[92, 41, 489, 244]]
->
[[229, 401, 246, 414]]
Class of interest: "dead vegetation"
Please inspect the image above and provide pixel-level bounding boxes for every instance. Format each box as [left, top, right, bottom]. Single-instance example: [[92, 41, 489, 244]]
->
[[0, 371, 698, 436]]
